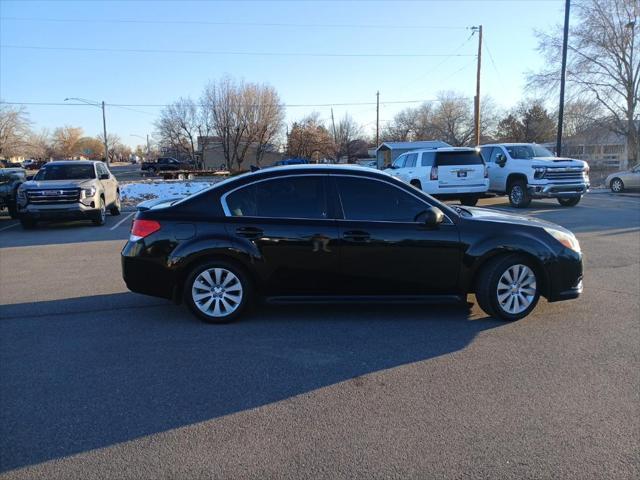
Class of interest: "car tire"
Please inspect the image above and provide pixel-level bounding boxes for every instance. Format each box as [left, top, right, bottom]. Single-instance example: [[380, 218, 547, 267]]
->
[[508, 180, 531, 208], [610, 178, 624, 193], [93, 197, 106, 226], [410, 179, 422, 190], [557, 196, 581, 207], [20, 217, 37, 229], [184, 260, 252, 324], [110, 193, 121, 216], [460, 197, 479, 207], [475, 254, 540, 321], [7, 201, 18, 219]]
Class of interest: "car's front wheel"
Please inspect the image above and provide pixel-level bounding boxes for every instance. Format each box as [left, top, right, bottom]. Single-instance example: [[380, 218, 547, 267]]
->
[[184, 261, 251, 324], [475, 255, 540, 321], [92, 198, 106, 226], [610, 178, 624, 193], [110, 193, 121, 216], [557, 196, 581, 207], [508, 180, 531, 208]]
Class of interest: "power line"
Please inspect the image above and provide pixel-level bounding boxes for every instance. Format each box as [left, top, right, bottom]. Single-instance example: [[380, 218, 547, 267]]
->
[[0, 44, 476, 58], [1, 99, 440, 108], [0, 16, 470, 30]]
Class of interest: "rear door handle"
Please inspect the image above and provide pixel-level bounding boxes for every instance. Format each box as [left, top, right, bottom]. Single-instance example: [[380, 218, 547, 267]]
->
[[236, 226, 263, 239], [343, 230, 370, 242]]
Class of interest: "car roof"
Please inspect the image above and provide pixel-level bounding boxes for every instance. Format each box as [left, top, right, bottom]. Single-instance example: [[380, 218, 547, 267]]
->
[[480, 143, 543, 147], [42, 160, 99, 166], [400, 147, 477, 154]]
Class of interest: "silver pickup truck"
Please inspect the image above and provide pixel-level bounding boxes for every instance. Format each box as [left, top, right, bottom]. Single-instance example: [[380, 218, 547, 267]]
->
[[16, 160, 121, 229]]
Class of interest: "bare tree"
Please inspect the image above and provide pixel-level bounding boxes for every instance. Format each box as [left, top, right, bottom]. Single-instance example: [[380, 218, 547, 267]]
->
[[287, 113, 334, 161], [202, 76, 285, 170], [25, 128, 52, 159], [76, 136, 105, 160], [51, 126, 83, 159], [562, 99, 605, 137], [335, 114, 363, 161], [155, 98, 202, 163], [0, 104, 31, 158], [530, 0, 639, 166], [430, 92, 475, 146]]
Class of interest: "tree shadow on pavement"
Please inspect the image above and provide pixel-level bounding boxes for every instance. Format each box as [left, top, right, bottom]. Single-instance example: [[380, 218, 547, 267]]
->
[[0, 292, 503, 472]]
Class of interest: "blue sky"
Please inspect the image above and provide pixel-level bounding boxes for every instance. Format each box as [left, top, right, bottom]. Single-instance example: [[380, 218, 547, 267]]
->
[[0, 0, 566, 148]]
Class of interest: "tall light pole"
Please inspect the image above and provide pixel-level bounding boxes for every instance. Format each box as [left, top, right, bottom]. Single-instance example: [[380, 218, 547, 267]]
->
[[64, 97, 109, 165], [471, 25, 483, 146], [556, 0, 570, 156], [131, 133, 150, 158]]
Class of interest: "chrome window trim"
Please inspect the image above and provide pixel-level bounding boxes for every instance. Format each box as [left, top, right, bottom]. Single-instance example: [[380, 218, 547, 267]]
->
[[220, 172, 455, 225]]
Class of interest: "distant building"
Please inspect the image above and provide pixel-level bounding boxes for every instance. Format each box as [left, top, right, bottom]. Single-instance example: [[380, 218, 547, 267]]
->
[[375, 141, 451, 168], [543, 121, 639, 169], [197, 137, 283, 170]]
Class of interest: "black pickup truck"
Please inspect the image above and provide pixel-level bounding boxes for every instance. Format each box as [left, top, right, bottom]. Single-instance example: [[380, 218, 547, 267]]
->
[[140, 157, 195, 175], [0, 168, 27, 218]]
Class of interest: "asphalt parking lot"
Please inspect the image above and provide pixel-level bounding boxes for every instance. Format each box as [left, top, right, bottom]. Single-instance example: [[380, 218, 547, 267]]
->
[[0, 192, 639, 479]]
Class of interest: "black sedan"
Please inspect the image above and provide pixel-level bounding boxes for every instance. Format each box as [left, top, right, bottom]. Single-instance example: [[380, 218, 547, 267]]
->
[[122, 165, 583, 323]]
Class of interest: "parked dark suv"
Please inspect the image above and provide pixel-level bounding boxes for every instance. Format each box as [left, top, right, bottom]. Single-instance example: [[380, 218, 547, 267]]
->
[[122, 165, 583, 323]]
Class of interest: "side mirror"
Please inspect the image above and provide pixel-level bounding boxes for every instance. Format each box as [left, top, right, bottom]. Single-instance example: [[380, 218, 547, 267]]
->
[[416, 206, 445, 227], [99, 173, 110, 180], [495, 154, 507, 167]]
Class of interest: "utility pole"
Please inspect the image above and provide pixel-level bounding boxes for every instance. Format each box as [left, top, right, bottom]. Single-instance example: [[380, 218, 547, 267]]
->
[[101, 101, 109, 165], [330, 108, 337, 163], [473, 25, 483, 146], [376, 91, 380, 147], [146, 134, 150, 156], [556, 0, 571, 156]]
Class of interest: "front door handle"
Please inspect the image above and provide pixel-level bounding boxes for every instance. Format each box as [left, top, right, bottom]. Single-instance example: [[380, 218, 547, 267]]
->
[[236, 226, 263, 239], [343, 230, 370, 242]]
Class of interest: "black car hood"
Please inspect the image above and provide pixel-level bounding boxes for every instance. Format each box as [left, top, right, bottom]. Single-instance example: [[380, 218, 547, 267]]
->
[[464, 207, 571, 233]]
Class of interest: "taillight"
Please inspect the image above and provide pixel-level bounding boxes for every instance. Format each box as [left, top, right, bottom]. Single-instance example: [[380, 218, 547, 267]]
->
[[484, 165, 489, 178], [430, 166, 438, 180], [130, 219, 161, 241]]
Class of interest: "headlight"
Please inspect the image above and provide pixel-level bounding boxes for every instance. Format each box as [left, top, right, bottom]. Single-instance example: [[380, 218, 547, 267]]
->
[[544, 227, 581, 253], [17, 188, 26, 200], [81, 186, 96, 198], [533, 166, 546, 179]]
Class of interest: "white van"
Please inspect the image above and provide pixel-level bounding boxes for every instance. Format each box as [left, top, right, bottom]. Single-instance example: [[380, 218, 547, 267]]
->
[[386, 147, 489, 205]]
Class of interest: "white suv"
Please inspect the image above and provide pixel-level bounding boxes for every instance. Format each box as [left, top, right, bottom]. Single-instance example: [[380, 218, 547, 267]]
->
[[386, 147, 489, 206], [480, 143, 590, 208]]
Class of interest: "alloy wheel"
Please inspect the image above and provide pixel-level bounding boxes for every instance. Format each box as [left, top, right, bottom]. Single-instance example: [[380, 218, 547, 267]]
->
[[510, 185, 524, 205], [496, 264, 537, 315], [611, 179, 623, 193], [191, 267, 243, 318]]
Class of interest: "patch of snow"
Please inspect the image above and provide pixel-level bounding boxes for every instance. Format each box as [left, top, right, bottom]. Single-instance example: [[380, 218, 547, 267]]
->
[[120, 179, 224, 206]]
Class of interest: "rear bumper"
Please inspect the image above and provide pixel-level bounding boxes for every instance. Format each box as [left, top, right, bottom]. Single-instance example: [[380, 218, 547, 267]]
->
[[121, 242, 176, 300], [528, 182, 589, 198]]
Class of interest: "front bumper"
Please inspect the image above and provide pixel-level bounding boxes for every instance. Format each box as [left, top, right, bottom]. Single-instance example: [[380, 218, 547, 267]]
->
[[546, 250, 584, 302], [18, 202, 100, 221], [528, 182, 589, 198]]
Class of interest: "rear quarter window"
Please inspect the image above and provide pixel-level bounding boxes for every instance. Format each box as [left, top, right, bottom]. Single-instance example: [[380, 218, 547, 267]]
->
[[435, 151, 484, 166]]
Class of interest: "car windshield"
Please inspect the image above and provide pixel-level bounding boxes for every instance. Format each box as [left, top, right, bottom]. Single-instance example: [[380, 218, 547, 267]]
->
[[34, 164, 96, 180], [506, 145, 554, 159]]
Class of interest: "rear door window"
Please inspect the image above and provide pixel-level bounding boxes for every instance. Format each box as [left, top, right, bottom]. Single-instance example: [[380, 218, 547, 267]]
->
[[335, 176, 428, 223], [480, 147, 494, 162], [405, 153, 418, 168], [435, 151, 484, 166], [225, 176, 327, 219]]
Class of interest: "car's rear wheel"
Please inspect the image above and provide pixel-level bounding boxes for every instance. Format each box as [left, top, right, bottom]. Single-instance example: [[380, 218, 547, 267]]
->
[[508, 180, 531, 208], [557, 196, 581, 207], [19, 217, 37, 229], [110, 193, 121, 216], [93, 198, 106, 226], [610, 178, 624, 193], [184, 261, 251, 324], [410, 179, 422, 190], [475, 255, 540, 321], [460, 196, 479, 207]]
